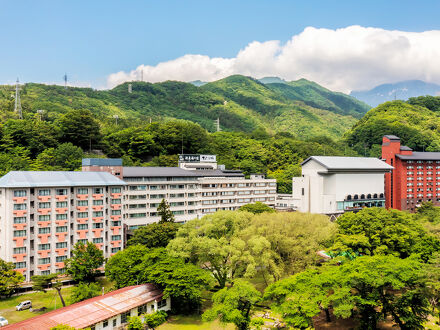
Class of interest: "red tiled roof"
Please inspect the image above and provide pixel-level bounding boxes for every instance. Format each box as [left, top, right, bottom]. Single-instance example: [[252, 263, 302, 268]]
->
[[4, 284, 163, 330]]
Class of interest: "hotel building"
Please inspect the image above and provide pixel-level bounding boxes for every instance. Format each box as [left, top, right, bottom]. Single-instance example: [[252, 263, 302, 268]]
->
[[382, 135, 440, 211], [82, 156, 277, 229], [0, 171, 125, 281]]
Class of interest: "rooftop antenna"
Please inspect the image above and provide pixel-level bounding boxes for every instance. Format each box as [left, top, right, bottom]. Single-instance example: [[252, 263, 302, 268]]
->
[[14, 78, 23, 119], [63, 73, 67, 89]]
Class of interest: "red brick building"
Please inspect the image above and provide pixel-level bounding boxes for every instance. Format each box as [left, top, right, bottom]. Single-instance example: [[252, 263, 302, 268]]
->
[[382, 135, 440, 211]]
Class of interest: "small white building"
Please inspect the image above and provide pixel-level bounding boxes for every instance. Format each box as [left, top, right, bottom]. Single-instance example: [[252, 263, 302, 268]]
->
[[4, 283, 171, 330], [292, 156, 392, 217]]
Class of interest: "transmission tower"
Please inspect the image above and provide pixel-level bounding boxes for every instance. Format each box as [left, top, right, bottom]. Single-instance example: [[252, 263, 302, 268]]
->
[[214, 118, 221, 132], [63, 73, 68, 89], [14, 78, 23, 119]]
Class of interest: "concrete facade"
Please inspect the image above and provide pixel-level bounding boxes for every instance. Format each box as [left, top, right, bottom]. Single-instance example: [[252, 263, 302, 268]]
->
[[292, 156, 392, 217], [0, 171, 125, 281]]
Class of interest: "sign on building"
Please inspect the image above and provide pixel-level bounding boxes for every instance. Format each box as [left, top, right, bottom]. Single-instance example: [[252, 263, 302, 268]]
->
[[179, 154, 216, 163]]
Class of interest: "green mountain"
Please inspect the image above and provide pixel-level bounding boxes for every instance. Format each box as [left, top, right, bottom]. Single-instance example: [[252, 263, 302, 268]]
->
[[0, 75, 365, 139], [265, 78, 371, 117], [344, 97, 440, 156]]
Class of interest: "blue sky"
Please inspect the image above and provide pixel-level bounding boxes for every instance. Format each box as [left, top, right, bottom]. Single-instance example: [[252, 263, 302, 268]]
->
[[1, 0, 440, 90]]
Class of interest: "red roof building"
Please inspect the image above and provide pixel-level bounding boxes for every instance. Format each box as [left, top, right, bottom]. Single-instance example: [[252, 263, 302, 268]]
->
[[4, 283, 170, 330], [382, 135, 440, 211]]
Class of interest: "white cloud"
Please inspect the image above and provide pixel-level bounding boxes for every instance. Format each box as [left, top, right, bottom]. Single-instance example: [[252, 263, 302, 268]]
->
[[106, 26, 440, 93]]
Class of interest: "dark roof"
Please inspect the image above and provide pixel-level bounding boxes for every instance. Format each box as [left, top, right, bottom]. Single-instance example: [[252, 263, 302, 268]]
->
[[400, 146, 413, 151], [123, 167, 244, 178], [3, 284, 163, 330], [397, 152, 440, 160], [384, 135, 401, 140], [82, 158, 123, 166]]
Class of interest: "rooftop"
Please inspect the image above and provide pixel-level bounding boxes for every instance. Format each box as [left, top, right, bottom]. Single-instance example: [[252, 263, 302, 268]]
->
[[302, 156, 393, 172], [397, 152, 440, 160], [4, 284, 163, 330], [384, 135, 401, 141], [82, 158, 123, 166], [0, 171, 125, 188], [123, 166, 244, 178]]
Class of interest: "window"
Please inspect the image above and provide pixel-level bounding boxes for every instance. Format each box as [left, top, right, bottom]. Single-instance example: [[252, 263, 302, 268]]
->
[[14, 217, 26, 224], [158, 299, 167, 308], [150, 194, 165, 199], [39, 189, 51, 196], [56, 201, 68, 208], [129, 213, 146, 218], [93, 223, 103, 229], [113, 319, 117, 327], [41, 270, 50, 275], [93, 188, 103, 194], [56, 256, 67, 262], [56, 214, 67, 220], [14, 262, 26, 269], [14, 230, 26, 237], [138, 304, 147, 315], [13, 247, 26, 254], [112, 221, 121, 227], [170, 202, 184, 207], [93, 238, 103, 243], [56, 242, 67, 249], [103, 320, 108, 328], [14, 190, 27, 197], [77, 188, 88, 194], [38, 227, 51, 234], [13, 204, 27, 210], [111, 199, 121, 204], [56, 189, 67, 195], [38, 244, 50, 250], [111, 187, 122, 193], [39, 257, 50, 265], [111, 235, 121, 241], [93, 211, 103, 217], [77, 200, 88, 206], [39, 202, 51, 209], [38, 215, 50, 221], [112, 247, 121, 253], [77, 212, 88, 218], [56, 226, 67, 233], [111, 210, 121, 215], [77, 224, 88, 230], [93, 200, 104, 205], [172, 210, 184, 215]]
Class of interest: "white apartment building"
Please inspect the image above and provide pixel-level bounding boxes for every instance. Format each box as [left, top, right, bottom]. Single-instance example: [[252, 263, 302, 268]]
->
[[0, 171, 125, 281], [83, 156, 277, 229], [292, 156, 392, 218]]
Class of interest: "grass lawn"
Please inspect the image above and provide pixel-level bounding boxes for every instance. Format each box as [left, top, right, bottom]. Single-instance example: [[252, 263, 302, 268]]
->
[[0, 277, 113, 325], [158, 315, 234, 330]]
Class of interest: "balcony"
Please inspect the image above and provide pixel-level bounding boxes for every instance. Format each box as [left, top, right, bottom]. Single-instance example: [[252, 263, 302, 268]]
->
[[55, 220, 68, 226], [92, 194, 104, 199], [37, 208, 51, 215], [13, 223, 27, 230], [13, 196, 27, 203], [13, 253, 27, 262], [76, 217, 89, 224], [110, 192, 122, 199], [37, 220, 51, 228], [55, 232, 68, 242], [76, 194, 89, 200], [38, 196, 51, 202], [76, 230, 88, 239], [56, 207, 68, 214], [55, 195, 68, 201], [76, 206, 88, 212], [13, 210, 27, 217], [92, 205, 104, 211], [13, 237, 27, 247], [38, 234, 51, 244], [37, 250, 50, 258], [92, 228, 103, 238]]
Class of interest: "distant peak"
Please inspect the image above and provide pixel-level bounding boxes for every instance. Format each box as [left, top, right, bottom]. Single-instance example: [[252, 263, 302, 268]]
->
[[258, 77, 287, 85]]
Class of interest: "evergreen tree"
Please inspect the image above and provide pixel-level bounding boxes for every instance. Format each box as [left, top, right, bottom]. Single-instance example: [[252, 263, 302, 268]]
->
[[157, 199, 175, 223]]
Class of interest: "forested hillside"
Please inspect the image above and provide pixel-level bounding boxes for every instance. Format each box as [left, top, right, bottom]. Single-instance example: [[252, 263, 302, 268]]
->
[[344, 96, 440, 156], [0, 75, 367, 140]]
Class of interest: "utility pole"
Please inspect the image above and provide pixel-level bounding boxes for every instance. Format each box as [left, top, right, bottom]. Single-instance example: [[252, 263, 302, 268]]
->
[[14, 78, 23, 119], [63, 73, 68, 89]]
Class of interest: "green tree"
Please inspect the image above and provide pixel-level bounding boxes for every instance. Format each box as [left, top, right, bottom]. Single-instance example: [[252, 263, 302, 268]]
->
[[266, 255, 430, 330], [32, 143, 84, 170], [0, 258, 24, 297], [64, 241, 104, 283], [50, 325, 78, 330], [127, 315, 144, 330], [127, 222, 179, 248], [157, 199, 175, 223], [106, 247, 212, 314], [70, 282, 101, 303], [425, 253, 440, 324], [239, 202, 275, 214], [144, 311, 167, 329], [332, 207, 440, 260], [203, 279, 261, 330], [167, 211, 257, 288], [57, 109, 101, 150], [105, 245, 148, 288], [32, 274, 66, 307]]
